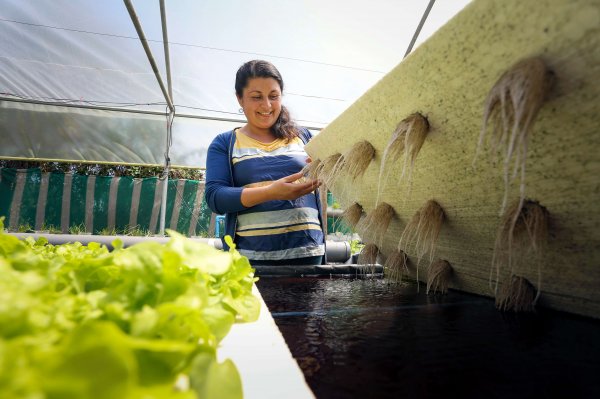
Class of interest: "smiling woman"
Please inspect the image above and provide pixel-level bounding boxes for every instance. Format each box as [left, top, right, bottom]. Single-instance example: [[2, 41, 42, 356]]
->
[[204, 60, 326, 267]]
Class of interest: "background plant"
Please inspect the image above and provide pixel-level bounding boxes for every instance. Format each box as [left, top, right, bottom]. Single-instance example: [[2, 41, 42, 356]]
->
[[0, 159, 204, 180]]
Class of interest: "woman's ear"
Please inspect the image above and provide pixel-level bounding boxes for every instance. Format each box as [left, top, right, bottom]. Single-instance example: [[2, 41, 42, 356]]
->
[[236, 95, 243, 108]]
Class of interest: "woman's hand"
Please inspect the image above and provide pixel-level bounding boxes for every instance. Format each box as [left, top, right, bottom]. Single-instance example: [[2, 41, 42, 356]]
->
[[240, 171, 321, 207], [269, 171, 321, 200]]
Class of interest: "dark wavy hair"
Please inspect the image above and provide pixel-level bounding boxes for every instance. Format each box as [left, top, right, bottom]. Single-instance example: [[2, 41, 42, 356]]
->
[[235, 60, 299, 141]]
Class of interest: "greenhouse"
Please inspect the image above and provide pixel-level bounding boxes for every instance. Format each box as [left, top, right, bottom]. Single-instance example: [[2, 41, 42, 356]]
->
[[1, 0, 600, 398]]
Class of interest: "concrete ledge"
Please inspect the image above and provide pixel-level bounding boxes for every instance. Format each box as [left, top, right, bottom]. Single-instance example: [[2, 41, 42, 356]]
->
[[219, 285, 315, 399]]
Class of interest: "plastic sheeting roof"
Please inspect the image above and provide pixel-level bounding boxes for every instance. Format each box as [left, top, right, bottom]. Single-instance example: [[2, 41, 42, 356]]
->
[[0, 0, 470, 167]]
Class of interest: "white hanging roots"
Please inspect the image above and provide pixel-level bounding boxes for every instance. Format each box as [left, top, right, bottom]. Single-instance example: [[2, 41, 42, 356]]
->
[[426, 259, 453, 295], [357, 202, 396, 246], [318, 153, 342, 187], [342, 202, 364, 228], [398, 200, 445, 288], [301, 158, 322, 180], [358, 243, 379, 265], [339, 140, 376, 182], [384, 249, 408, 283], [474, 57, 554, 213], [491, 199, 549, 304], [377, 113, 429, 203], [398, 200, 445, 263], [496, 275, 537, 312], [318, 141, 375, 203]]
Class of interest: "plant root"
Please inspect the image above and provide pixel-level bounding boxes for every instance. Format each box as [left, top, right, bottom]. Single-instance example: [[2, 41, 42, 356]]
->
[[398, 200, 445, 289], [475, 57, 554, 213], [318, 153, 343, 186], [398, 200, 445, 263], [301, 158, 322, 180], [343, 202, 364, 228], [384, 249, 408, 283], [376, 113, 429, 203], [358, 243, 379, 265], [426, 259, 453, 294], [495, 275, 537, 312], [491, 199, 549, 302], [357, 202, 396, 245], [339, 140, 376, 182]]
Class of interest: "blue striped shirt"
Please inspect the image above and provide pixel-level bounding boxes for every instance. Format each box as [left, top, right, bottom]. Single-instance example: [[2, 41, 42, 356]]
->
[[232, 130, 325, 260]]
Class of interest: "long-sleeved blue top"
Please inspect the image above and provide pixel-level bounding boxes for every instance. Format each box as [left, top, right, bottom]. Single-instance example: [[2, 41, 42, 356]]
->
[[204, 128, 326, 260]]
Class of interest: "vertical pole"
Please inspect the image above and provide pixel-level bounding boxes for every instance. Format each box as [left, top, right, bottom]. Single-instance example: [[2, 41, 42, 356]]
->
[[158, 0, 174, 236], [159, 166, 169, 235], [123, 0, 175, 235]]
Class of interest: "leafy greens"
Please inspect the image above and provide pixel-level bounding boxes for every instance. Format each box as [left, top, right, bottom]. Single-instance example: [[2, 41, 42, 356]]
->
[[0, 218, 259, 399]]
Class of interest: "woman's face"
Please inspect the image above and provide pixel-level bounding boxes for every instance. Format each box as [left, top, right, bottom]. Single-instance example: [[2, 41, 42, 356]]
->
[[238, 77, 282, 131]]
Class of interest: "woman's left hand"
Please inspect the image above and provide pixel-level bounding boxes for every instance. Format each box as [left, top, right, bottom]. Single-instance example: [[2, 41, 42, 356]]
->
[[268, 171, 321, 200]]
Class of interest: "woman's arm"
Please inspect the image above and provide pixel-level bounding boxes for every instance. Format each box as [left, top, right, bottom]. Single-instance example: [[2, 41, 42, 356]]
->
[[205, 134, 246, 215]]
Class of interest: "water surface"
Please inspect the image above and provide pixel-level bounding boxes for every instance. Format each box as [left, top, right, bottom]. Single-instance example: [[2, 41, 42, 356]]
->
[[257, 277, 600, 399]]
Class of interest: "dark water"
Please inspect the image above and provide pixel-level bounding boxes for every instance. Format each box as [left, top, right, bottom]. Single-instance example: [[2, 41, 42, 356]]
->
[[256, 277, 600, 399]]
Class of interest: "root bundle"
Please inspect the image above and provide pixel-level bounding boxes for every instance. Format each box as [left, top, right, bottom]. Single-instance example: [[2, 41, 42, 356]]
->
[[339, 140, 376, 182], [357, 202, 396, 245], [384, 249, 408, 283], [377, 113, 429, 203], [316, 141, 375, 201], [358, 243, 379, 265], [491, 199, 549, 303], [398, 200, 445, 288], [475, 57, 554, 212], [318, 153, 342, 186], [342, 202, 364, 228], [426, 259, 453, 294], [302, 158, 322, 180], [495, 275, 536, 312], [498, 199, 549, 255], [398, 200, 445, 263]]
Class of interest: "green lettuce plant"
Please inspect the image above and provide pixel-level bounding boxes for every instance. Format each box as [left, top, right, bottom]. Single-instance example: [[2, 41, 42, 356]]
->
[[0, 217, 258, 399]]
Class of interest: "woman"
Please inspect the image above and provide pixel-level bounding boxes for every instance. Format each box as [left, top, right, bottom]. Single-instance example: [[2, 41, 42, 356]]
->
[[205, 60, 326, 266]]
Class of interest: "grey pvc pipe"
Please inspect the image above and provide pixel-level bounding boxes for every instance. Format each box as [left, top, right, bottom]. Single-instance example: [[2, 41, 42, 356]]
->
[[12, 233, 222, 251], [11, 234, 351, 262], [325, 240, 351, 262], [326, 207, 344, 218]]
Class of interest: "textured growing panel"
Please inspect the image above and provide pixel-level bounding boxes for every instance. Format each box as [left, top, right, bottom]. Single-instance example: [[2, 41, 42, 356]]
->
[[305, 0, 600, 318]]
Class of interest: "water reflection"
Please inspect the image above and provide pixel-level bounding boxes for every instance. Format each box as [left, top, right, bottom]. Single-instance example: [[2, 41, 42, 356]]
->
[[257, 277, 600, 399]]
